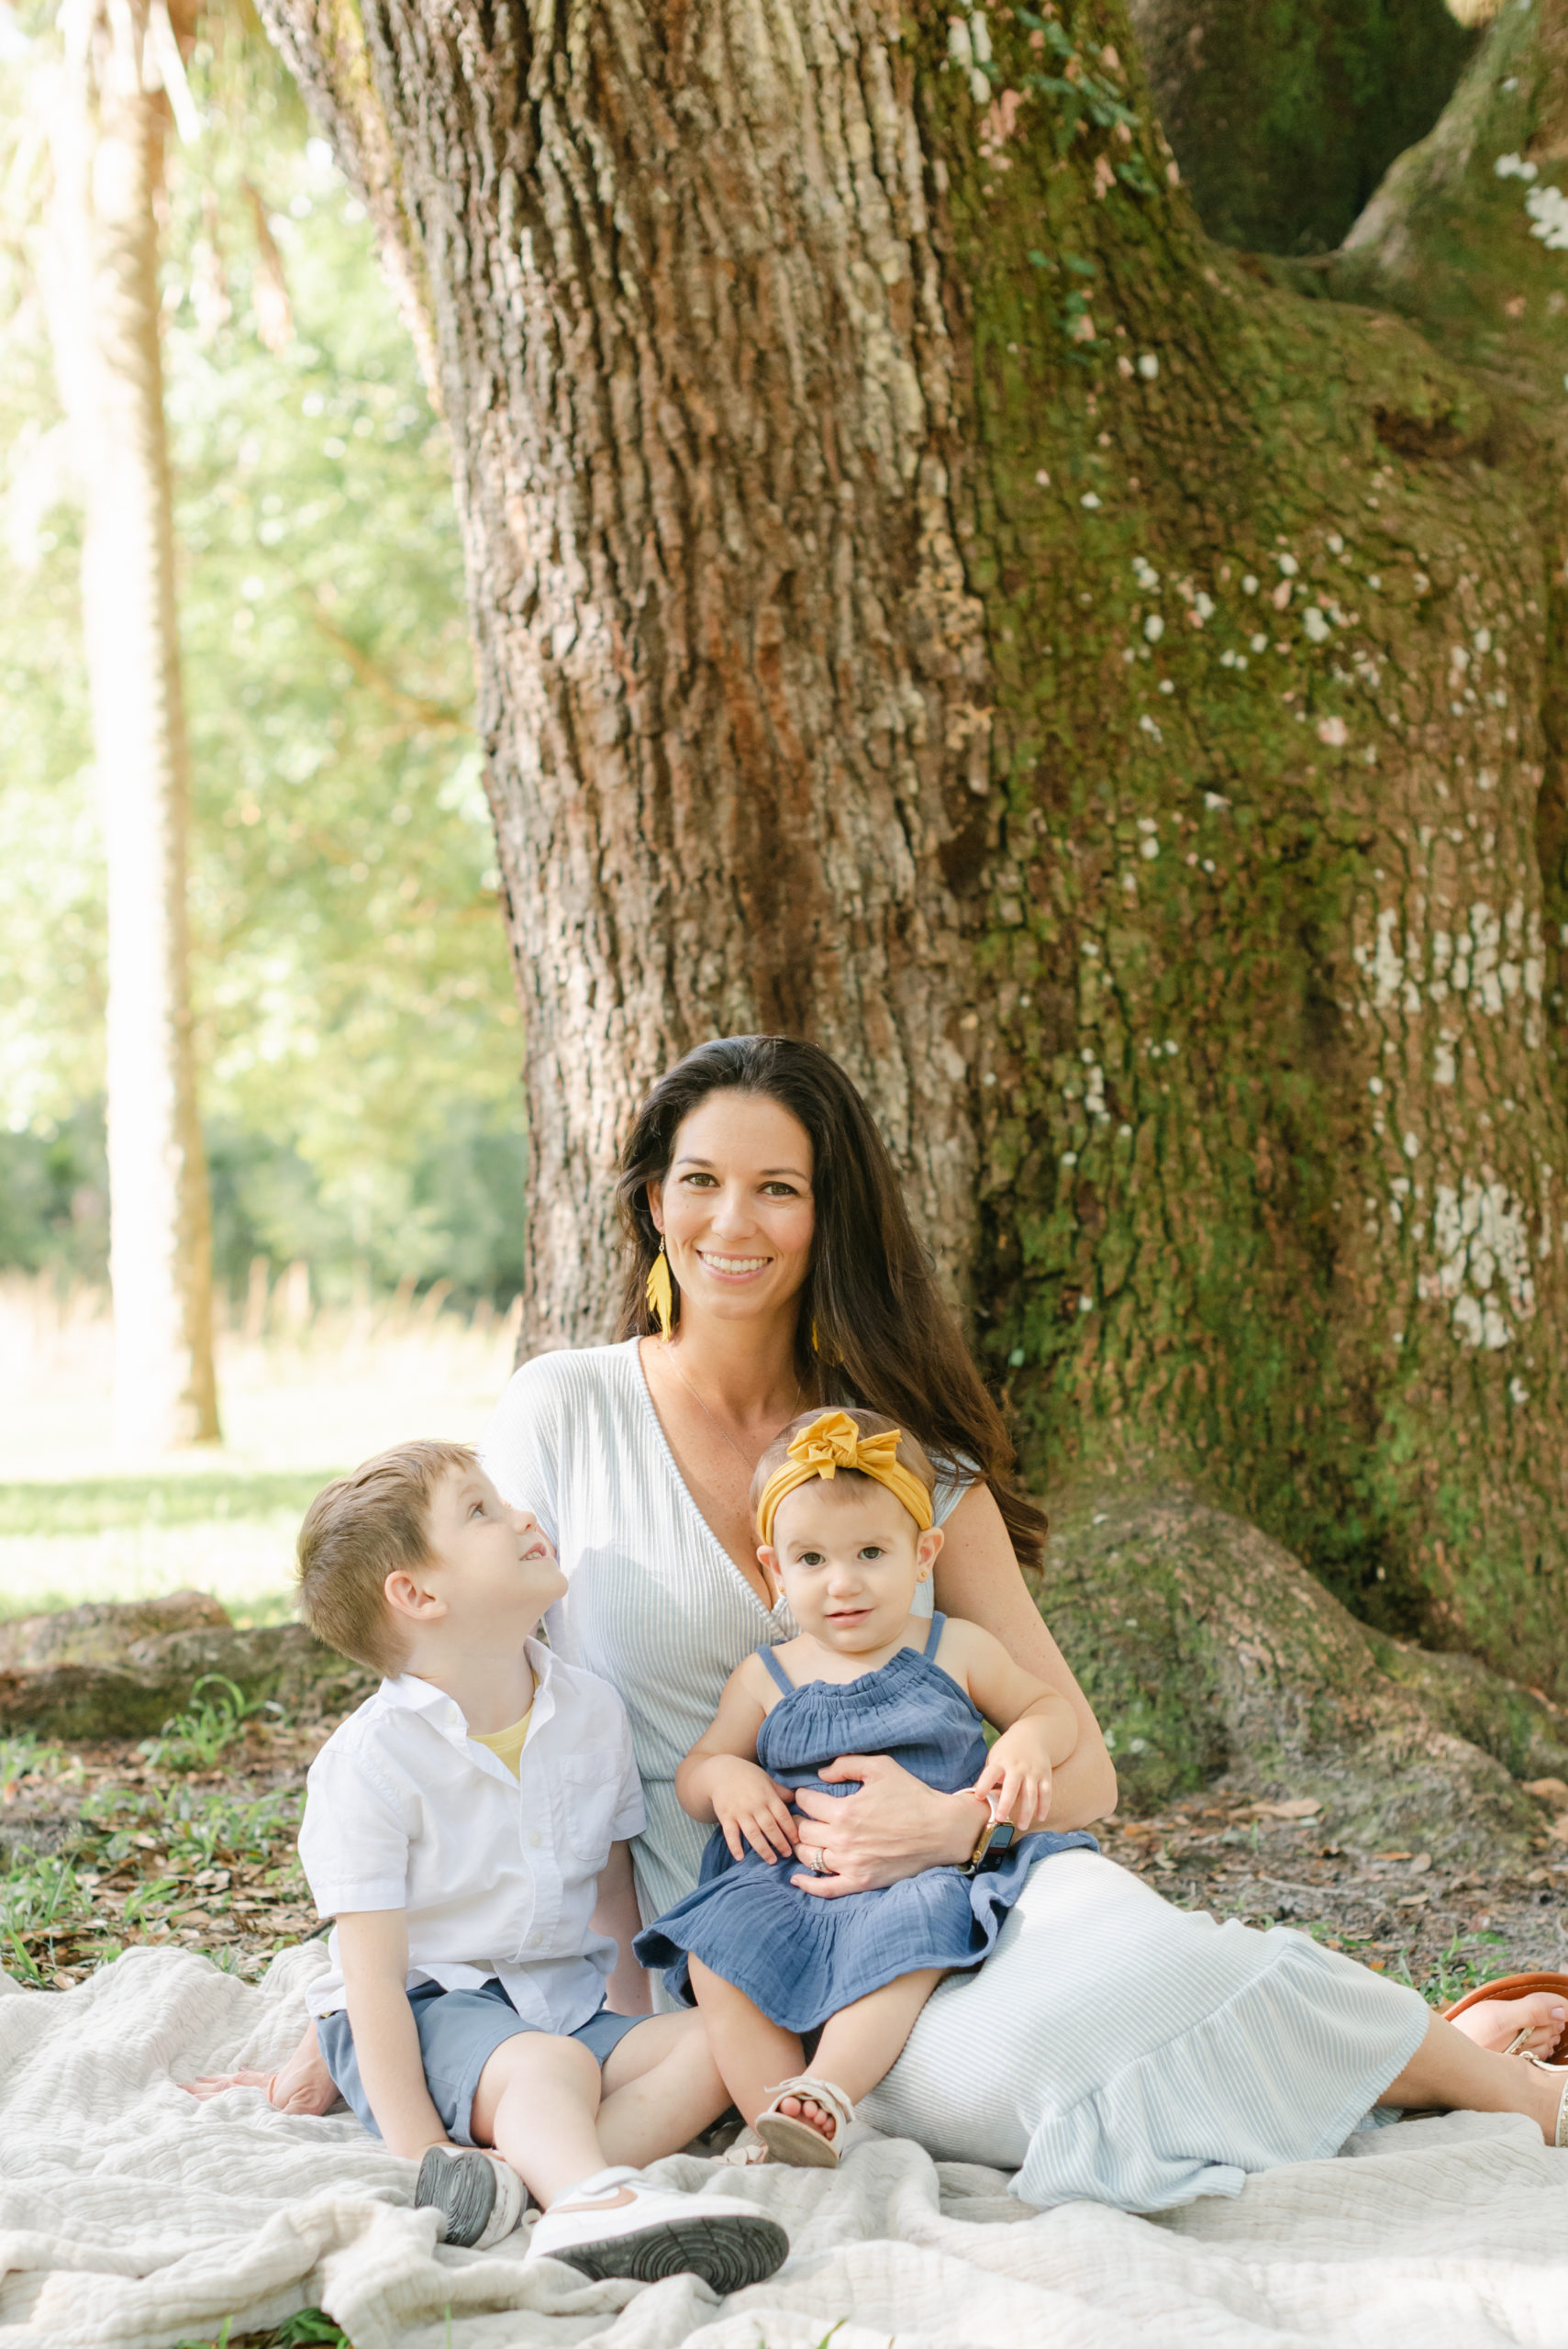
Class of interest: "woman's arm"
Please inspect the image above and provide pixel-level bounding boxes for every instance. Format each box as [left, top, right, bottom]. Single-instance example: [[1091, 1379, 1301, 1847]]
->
[[791, 1485, 1117, 1896], [934, 1484, 1117, 1828], [591, 1840, 653, 2017]]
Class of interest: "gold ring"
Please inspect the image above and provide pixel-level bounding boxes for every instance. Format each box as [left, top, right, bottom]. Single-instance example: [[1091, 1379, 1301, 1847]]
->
[[813, 1846, 828, 1875]]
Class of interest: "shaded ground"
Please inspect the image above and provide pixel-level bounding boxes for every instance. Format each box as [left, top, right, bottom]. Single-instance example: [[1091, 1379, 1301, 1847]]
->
[[6, 1714, 1565, 2002]]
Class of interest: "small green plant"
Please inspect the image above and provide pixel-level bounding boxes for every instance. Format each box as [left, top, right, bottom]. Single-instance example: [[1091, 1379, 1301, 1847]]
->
[[1423, 1928, 1509, 2007], [138, 1677, 280, 1773], [0, 1854, 92, 1939], [162, 1787, 302, 1872], [274, 2311, 350, 2347], [0, 1732, 70, 1794], [172, 2319, 233, 2349]]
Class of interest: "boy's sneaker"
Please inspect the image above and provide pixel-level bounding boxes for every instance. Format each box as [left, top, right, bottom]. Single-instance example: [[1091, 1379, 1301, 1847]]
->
[[416, 2143, 525, 2250], [528, 2165, 787, 2291]]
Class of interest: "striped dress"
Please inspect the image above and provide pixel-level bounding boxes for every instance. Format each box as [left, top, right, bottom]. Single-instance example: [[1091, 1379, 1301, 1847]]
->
[[483, 1341, 1429, 2212]]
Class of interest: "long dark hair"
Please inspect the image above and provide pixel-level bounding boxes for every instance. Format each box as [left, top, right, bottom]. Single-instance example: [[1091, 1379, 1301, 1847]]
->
[[615, 1035, 1048, 1570]]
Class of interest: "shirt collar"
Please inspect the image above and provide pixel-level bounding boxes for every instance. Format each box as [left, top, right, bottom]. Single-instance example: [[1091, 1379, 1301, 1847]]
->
[[379, 1636, 557, 1743]]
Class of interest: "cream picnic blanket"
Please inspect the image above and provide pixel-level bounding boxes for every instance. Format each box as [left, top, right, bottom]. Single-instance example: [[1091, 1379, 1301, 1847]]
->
[[0, 1944, 1562, 2349]]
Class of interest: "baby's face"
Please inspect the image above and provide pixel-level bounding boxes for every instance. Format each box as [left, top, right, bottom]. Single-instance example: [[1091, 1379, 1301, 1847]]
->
[[762, 1476, 932, 1655]]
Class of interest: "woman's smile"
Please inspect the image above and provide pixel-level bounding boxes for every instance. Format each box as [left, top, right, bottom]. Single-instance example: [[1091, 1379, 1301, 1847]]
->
[[695, 1249, 773, 1280]]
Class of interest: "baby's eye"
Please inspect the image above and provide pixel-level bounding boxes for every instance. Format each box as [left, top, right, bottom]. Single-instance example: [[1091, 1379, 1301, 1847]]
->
[[858, 1545, 884, 1560], [797, 1549, 825, 1566]]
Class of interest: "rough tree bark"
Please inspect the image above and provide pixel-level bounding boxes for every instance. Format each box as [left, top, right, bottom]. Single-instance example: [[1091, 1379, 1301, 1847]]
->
[[43, 0, 220, 1453], [258, 0, 1568, 1694]]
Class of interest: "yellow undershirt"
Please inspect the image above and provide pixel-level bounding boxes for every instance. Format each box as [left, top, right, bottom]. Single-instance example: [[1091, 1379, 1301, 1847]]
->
[[472, 1710, 532, 1776]]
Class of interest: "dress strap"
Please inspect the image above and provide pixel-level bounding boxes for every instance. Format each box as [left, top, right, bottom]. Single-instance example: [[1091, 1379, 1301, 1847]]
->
[[757, 1643, 795, 1693], [923, 1609, 947, 1657]]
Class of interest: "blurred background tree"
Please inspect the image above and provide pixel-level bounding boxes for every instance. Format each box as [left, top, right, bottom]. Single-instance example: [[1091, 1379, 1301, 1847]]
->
[[0, 4, 527, 1321]]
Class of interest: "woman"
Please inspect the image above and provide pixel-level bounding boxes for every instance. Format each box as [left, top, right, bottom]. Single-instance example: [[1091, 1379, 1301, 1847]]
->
[[222, 1036, 1568, 2203]]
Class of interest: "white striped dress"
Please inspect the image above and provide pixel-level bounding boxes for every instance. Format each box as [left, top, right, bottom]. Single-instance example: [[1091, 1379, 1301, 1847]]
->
[[483, 1341, 1430, 2211]]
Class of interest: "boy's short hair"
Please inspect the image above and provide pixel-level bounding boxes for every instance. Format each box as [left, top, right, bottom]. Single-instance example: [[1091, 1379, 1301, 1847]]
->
[[296, 1439, 476, 1675], [748, 1407, 937, 1530]]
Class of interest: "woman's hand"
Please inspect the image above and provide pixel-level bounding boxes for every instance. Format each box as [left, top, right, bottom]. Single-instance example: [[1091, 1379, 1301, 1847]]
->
[[973, 1720, 1055, 1831], [790, 1754, 980, 1896], [706, 1757, 798, 1864]]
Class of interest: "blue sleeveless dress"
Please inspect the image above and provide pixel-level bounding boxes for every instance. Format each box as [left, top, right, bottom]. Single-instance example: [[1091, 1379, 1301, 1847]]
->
[[634, 1615, 1098, 2032]]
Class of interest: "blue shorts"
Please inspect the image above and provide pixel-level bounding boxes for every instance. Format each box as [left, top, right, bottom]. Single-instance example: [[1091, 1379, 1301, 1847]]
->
[[317, 1977, 647, 2145]]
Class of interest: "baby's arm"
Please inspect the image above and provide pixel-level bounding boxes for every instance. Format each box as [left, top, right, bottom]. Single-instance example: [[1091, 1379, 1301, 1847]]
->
[[675, 1659, 797, 1865], [944, 1621, 1082, 1831], [337, 1909, 449, 2158], [592, 1840, 652, 2016]]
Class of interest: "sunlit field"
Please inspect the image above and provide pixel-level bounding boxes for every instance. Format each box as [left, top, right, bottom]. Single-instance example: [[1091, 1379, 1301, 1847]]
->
[[0, 1270, 520, 1624]]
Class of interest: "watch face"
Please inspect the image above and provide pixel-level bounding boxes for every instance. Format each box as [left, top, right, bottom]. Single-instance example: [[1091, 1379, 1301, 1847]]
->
[[990, 1823, 1017, 1849]]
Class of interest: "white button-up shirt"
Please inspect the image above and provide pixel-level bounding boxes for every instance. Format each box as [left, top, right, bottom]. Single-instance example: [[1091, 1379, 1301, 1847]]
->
[[297, 1638, 645, 2026]]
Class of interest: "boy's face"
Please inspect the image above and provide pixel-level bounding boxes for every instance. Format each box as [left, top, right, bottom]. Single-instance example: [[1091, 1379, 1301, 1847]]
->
[[761, 1476, 940, 1656], [420, 1464, 566, 1631]]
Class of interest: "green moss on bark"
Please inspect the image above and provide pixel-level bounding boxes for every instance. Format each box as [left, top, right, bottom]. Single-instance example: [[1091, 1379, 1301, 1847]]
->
[[914, 0, 1568, 1689]]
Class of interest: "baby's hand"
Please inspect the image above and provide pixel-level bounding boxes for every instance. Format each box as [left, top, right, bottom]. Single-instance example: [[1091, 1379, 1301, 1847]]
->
[[708, 1758, 798, 1865], [973, 1722, 1054, 1832]]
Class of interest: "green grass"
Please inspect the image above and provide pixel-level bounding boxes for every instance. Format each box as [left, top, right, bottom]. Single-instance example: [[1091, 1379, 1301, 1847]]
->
[[0, 1475, 332, 1541]]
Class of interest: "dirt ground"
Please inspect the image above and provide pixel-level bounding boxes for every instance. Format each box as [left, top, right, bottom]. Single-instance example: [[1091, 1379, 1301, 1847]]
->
[[6, 1721, 1564, 2005]]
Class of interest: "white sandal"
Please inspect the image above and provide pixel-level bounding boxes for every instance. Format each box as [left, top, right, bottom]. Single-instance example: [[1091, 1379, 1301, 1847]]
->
[[753, 2074, 856, 2168], [1525, 2056, 1568, 2147]]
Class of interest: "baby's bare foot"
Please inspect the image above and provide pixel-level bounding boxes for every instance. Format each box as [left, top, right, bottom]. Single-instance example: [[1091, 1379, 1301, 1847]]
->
[[1450, 1991, 1568, 2058], [775, 2092, 837, 2143]]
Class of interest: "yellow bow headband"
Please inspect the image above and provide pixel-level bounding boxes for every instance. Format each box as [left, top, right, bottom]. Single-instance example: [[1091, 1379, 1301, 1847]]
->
[[755, 1409, 934, 1548]]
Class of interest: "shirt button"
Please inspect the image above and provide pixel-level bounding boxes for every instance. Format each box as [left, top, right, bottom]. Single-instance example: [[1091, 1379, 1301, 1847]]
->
[[529, 1831, 541, 1848], [529, 1932, 543, 1949]]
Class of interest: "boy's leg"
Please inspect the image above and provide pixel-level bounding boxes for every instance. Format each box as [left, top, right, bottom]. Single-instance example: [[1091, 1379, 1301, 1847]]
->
[[783, 1968, 946, 2145], [469, 2030, 608, 2207], [687, 1955, 805, 2126], [472, 2020, 790, 2289], [592, 2009, 732, 2168]]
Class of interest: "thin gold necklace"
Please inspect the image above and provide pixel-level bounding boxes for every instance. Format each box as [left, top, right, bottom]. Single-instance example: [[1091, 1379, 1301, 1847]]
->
[[665, 1341, 803, 1470]]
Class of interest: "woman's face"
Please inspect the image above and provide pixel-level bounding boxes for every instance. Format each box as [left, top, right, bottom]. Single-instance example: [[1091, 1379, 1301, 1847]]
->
[[647, 1090, 816, 1330]]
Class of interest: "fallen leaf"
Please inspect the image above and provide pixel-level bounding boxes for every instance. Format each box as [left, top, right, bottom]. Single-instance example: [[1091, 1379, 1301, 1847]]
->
[[1523, 1777, 1568, 1804], [1373, 1850, 1412, 1861], [1247, 1798, 1321, 1820], [1409, 1853, 1432, 1874], [1548, 1814, 1568, 1843]]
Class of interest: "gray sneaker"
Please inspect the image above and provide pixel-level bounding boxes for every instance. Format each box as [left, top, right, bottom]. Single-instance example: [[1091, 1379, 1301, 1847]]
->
[[415, 2144, 525, 2249]]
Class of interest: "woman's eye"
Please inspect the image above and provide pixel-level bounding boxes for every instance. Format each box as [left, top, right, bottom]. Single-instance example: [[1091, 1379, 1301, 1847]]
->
[[761, 1181, 799, 1197]]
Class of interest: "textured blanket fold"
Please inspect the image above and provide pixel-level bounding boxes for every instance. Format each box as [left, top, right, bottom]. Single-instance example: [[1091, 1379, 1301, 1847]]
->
[[0, 1944, 1562, 2349]]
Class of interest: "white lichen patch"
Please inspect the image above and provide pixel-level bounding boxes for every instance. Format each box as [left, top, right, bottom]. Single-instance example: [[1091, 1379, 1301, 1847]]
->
[[1355, 898, 1544, 1020], [1420, 1177, 1537, 1350], [1526, 184, 1568, 250]]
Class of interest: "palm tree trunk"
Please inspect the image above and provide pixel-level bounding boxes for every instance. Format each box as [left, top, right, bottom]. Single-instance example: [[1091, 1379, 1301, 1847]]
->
[[46, 0, 219, 1452]]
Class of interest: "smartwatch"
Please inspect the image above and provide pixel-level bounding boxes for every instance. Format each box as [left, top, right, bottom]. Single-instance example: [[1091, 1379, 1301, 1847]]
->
[[963, 1814, 1017, 1876]]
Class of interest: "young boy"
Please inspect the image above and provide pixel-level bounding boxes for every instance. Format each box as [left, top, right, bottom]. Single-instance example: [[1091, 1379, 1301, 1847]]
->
[[286, 1437, 787, 2288]]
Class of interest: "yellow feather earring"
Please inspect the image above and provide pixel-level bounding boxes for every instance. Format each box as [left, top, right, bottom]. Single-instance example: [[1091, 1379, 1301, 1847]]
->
[[646, 1239, 675, 1342]]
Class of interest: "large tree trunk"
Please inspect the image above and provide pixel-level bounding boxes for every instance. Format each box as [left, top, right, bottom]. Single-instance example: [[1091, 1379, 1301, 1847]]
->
[[260, 0, 1568, 1693], [44, 0, 219, 1453]]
